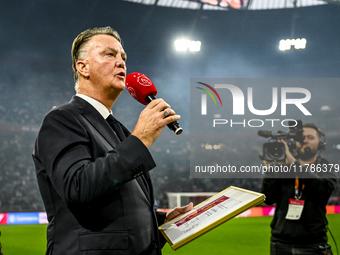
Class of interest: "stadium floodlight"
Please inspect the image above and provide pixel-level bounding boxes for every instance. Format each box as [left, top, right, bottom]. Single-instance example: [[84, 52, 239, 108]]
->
[[202, 143, 222, 150], [175, 39, 201, 52], [320, 105, 331, 111], [279, 38, 307, 51]]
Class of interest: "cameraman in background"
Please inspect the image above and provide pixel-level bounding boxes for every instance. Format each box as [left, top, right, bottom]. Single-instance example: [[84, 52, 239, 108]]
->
[[261, 123, 337, 255]]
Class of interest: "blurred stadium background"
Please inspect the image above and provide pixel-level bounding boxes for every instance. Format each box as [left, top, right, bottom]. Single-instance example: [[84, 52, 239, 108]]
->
[[0, 0, 340, 254]]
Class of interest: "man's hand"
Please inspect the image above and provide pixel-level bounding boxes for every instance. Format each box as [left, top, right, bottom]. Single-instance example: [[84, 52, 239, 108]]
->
[[278, 139, 297, 164], [165, 202, 193, 223], [131, 99, 181, 148]]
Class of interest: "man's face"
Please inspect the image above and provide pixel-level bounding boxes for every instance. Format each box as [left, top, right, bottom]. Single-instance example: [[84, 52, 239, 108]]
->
[[297, 127, 320, 159], [84, 34, 127, 95]]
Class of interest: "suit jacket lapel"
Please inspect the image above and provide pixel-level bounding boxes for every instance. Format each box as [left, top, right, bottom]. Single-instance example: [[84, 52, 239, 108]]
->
[[143, 172, 154, 203], [70, 96, 120, 148], [70, 96, 153, 205], [136, 176, 151, 204]]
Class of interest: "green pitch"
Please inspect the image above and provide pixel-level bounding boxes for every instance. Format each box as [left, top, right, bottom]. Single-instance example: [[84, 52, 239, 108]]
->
[[0, 215, 339, 255], [0, 224, 47, 254]]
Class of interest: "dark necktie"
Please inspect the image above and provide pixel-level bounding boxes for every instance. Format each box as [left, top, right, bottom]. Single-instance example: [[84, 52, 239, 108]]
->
[[107, 115, 151, 201], [106, 114, 126, 141]]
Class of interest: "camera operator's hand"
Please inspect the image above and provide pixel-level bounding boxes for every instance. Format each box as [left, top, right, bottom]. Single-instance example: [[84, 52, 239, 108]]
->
[[263, 160, 270, 168], [278, 139, 298, 164]]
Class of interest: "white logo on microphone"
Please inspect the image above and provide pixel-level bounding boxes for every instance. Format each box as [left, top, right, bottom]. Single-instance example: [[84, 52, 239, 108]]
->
[[137, 74, 153, 86], [127, 87, 138, 101]]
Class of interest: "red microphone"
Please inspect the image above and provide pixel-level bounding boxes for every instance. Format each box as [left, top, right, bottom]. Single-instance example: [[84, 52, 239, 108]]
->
[[125, 72, 183, 135]]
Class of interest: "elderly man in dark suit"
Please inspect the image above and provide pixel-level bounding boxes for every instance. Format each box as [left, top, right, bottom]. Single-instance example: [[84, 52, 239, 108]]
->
[[32, 26, 192, 255]]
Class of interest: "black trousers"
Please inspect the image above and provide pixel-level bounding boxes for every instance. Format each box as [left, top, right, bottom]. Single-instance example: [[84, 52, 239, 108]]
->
[[270, 242, 333, 255]]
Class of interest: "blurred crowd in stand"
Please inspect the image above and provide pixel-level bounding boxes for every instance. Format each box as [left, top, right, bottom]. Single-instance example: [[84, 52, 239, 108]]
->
[[0, 71, 339, 212]]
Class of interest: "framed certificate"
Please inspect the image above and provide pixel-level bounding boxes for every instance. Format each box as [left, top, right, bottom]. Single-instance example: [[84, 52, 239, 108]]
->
[[158, 186, 265, 250]]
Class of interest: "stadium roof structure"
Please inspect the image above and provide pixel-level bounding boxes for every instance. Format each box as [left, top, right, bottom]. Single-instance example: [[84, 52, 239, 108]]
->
[[123, 0, 339, 10]]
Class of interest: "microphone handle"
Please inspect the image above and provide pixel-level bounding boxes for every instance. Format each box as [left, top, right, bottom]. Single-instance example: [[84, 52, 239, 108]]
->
[[146, 94, 183, 135]]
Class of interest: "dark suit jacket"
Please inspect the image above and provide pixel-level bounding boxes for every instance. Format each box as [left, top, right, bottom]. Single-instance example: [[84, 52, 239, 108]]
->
[[33, 96, 166, 255]]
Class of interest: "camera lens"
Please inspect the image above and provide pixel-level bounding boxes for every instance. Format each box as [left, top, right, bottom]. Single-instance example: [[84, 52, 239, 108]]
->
[[262, 142, 285, 161], [268, 144, 284, 157]]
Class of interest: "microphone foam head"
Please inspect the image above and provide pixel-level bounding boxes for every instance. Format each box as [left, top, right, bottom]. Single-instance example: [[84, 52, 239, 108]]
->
[[125, 72, 158, 105]]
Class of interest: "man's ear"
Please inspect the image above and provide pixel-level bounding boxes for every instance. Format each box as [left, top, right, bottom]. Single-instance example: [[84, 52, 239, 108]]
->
[[76, 60, 90, 79]]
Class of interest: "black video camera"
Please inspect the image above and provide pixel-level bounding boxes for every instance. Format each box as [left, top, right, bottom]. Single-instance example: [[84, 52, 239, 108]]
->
[[258, 120, 304, 162]]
